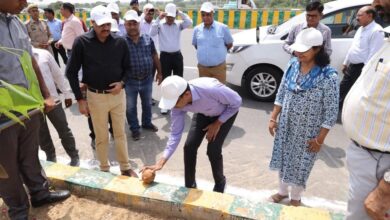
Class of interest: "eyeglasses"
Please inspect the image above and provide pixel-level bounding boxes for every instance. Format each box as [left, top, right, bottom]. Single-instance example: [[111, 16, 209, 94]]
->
[[306, 13, 320, 19], [201, 13, 213, 17]]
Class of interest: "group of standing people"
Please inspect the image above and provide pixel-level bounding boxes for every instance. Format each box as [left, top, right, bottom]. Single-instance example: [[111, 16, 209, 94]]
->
[[1, 0, 389, 219]]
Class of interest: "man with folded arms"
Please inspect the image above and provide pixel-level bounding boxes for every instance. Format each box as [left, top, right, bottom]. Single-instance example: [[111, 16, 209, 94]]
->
[[66, 5, 137, 177]]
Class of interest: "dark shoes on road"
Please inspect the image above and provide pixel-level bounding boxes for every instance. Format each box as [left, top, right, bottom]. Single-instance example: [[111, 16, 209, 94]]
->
[[69, 156, 80, 167], [31, 190, 71, 208], [142, 124, 158, 132], [121, 169, 138, 178], [132, 130, 140, 141], [213, 177, 226, 193]]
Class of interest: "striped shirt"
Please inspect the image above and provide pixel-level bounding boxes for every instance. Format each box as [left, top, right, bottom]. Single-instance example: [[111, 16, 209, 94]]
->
[[342, 37, 390, 152]]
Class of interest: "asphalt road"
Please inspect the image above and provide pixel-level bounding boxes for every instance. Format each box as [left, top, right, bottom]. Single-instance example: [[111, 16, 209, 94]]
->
[[48, 29, 351, 213]]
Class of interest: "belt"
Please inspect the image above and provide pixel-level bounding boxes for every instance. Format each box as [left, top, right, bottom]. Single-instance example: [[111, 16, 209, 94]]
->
[[352, 139, 390, 154], [199, 62, 225, 68], [88, 87, 111, 94], [130, 74, 150, 81], [161, 51, 181, 55]]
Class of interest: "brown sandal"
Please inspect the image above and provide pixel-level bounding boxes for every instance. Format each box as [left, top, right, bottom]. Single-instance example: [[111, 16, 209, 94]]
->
[[269, 193, 288, 203], [289, 199, 302, 207]]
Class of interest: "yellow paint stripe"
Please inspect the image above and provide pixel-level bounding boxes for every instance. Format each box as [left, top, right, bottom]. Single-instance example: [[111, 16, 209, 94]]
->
[[26, 15, 30, 20], [261, 10, 268, 26], [188, 10, 193, 20], [197, 11, 202, 26], [218, 10, 224, 23], [228, 10, 235, 28], [280, 206, 332, 220], [272, 10, 279, 25], [239, 10, 246, 29], [283, 10, 291, 23], [251, 11, 258, 28], [296, 10, 303, 15], [335, 13, 343, 24], [82, 11, 87, 22]]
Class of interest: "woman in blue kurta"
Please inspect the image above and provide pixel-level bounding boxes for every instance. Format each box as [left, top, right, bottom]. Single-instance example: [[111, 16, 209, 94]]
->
[[268, 28, 339, 206]]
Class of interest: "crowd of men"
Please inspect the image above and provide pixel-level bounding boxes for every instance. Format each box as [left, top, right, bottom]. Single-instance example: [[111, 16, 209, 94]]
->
[[0, 0, 389, 219]]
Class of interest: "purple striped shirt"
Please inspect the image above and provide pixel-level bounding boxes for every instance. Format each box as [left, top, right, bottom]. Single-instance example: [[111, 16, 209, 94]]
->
[[163, 77, 242, 159]]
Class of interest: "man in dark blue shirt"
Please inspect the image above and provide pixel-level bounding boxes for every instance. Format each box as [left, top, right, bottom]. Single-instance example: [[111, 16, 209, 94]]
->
[[123, 10, 162, 141]]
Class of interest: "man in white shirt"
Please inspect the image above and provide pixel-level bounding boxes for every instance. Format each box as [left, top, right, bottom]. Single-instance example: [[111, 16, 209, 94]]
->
[[150, 3, 192, 114], [107, 2, 126, 37], [140, 3, 159, 50], [339, 6, 384, 110], [32, 47, 79, 166]]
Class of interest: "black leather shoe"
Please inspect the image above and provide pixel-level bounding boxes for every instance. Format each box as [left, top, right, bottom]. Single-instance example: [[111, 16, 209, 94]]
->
[[121, 169, 139, 178], [46, 154, 57, 163], [31, 190, 71, 207], [213, 177, 226, 193], [132, 130, 140, 141], [142, 124, 158, 132], [69, 157, 80, 167]]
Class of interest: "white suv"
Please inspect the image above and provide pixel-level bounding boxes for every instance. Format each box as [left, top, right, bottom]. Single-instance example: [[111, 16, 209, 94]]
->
[[226, 0, 371, 101]]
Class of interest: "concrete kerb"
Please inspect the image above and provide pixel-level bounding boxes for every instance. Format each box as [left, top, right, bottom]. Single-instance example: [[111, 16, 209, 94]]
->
[[41, 160, 345, 220]]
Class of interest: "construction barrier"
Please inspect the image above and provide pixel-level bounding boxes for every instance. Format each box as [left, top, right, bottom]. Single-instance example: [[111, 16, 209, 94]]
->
[[18, 9, 303, 29]]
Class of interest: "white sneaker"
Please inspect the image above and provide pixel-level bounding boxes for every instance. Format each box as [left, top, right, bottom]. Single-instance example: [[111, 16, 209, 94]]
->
[[160, 109, 169, 115]]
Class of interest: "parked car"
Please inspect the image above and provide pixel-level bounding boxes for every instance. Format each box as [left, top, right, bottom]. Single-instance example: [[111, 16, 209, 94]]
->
[[226, 0, 372, 101]]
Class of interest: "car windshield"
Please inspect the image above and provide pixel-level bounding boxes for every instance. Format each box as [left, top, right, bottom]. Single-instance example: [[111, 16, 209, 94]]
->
[[271, 12, 306, 34]]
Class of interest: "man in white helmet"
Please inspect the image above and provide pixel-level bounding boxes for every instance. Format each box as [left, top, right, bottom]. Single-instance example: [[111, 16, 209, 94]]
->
[[142, 76, 242, 193]]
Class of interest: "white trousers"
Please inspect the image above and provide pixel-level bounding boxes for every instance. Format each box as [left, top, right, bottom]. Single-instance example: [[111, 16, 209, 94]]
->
[[346, 142, 390, 220], [278, 175, 305, 201]]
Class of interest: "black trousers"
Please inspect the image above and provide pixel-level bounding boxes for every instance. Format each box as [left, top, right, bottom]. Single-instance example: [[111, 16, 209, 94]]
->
[[0, 113, 50, 220], [39, 103, 78, 159], [160, 51, 183, 80], [50, 41, 68, 66], [339, 63, 364, 110], [184, 113, 238, 188]]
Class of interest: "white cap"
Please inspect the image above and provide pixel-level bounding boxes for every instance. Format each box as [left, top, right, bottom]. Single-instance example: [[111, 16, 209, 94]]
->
[[91, 5, 112, 26], [200, 2, 214, 13], [165, 3, 176, 17], [159, 76, 188, 110], [107, 2, 120, 14], [290, 28, 323, 53], [110, 19, 119, 33], [143, 3, 154, 11], [124, 10, 140, 22]]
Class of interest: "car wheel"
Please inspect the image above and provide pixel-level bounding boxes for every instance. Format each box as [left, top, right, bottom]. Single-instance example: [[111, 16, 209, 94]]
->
[[245, 66, 282, 102]]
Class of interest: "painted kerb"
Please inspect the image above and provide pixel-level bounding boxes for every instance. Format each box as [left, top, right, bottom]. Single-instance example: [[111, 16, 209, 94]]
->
[[41, 160, 345, 220]]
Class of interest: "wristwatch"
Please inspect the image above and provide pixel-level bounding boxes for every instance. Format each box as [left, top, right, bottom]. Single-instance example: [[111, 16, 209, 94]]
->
[[385, 170, 390, 184]]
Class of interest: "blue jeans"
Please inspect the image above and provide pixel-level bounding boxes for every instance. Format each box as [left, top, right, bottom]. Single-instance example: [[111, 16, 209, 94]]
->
[[125, 74, 153, 133]]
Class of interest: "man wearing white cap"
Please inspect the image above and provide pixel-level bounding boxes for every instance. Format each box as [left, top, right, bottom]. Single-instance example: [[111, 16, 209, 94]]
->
[[142, 76, 242, 193], [107, 2, 126, 36], [123, 10, 162, 141], [192, 2, 233, 84], [150, 3, 192, 114], [66, 5, 137, 177], [140, 3, 159, 50]]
